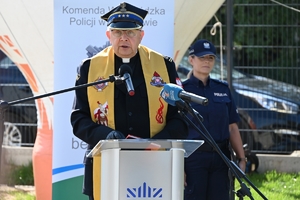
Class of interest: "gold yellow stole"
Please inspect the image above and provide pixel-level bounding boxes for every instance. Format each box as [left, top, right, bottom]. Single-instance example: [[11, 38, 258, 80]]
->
[[87, 45, 170, 199]]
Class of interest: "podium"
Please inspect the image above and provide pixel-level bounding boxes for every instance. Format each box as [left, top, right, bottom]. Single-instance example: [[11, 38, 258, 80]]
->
[[87, 139, 204, 200]]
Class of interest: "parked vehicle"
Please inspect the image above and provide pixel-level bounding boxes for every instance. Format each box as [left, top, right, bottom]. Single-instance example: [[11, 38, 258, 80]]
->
[[178, 53, 300, 154], [0, 51, 37, 147]]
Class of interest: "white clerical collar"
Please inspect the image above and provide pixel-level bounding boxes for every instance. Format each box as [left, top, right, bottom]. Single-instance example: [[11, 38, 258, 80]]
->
[[121, 51, 139, 63], [122, 58, 130, 63]]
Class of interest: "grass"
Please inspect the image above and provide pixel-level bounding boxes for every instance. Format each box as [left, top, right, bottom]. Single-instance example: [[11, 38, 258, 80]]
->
[[234, 170, 300, 200], [0, 162, 35, 199], [8, 162, 34, 186], [2, 170, 299, 200], [3, 191, 35, 200]]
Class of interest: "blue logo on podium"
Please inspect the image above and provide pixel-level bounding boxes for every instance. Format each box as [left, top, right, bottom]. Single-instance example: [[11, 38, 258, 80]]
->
[[127, 182, 162, 198]]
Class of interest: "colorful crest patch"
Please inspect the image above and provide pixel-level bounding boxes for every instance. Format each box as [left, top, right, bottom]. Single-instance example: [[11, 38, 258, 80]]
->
[[150, 71, 166, 87], [176, 78, 183, 87], [93, 77, 108, 91]]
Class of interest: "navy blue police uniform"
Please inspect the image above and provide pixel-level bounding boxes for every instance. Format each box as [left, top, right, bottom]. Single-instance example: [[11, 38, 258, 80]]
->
[[183, 74, 240, 200]]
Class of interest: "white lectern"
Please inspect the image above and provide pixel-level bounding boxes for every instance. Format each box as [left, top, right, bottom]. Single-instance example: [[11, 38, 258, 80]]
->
[[87, 139, 204, 200]]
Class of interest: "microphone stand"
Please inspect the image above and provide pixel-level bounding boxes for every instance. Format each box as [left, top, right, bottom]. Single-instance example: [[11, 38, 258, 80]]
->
[[0, 74, 123, 174], [175, 100, 268, 200]]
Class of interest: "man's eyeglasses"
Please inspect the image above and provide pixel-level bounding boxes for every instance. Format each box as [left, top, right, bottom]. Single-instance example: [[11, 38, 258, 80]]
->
[[110, 29, 141, 38]]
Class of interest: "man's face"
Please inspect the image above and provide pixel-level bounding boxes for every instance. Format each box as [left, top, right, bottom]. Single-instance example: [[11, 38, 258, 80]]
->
[[106, 29, 144, 58]]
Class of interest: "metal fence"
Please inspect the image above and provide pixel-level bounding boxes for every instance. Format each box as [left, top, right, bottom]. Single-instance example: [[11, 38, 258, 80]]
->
[[192, 1, 300, 154], [0, 51, 37, 147]]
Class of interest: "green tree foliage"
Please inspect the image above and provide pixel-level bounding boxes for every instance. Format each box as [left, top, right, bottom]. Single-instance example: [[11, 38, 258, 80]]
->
[[195, 1, 300, 86]]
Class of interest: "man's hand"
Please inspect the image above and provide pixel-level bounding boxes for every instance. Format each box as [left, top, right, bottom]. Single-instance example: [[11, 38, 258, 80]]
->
[[106, 130, 125, 139]]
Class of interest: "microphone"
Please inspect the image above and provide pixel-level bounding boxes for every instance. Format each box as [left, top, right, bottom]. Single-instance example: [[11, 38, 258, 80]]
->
[[160, 86, 204, 121], [119, 64, 135, 96], [160, 83, 208, 106]]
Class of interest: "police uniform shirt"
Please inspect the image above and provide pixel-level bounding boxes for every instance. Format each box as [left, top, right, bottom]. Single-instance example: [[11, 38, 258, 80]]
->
[[182, 74, 240, 142]]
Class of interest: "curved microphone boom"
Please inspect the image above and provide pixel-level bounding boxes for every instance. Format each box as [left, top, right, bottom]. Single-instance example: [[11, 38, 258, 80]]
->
[[160, 83, 208, 106], [119, 64, 135, 96]]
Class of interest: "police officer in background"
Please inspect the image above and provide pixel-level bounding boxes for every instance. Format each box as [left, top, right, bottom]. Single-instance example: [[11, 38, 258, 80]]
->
[[183, 39, 246, 200], [70, 2, 188, 200]]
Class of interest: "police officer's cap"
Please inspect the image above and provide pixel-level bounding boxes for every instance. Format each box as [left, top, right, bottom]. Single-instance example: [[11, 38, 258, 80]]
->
[[101, 2, 148, 29], [189, 39, 217, 57]]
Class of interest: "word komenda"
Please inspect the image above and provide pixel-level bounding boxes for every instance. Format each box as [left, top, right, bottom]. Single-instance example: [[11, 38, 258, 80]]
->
[[62, 6, 166, 15]]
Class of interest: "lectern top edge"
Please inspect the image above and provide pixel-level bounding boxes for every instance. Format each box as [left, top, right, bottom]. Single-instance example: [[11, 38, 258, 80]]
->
[[87, 139, 204, 158]]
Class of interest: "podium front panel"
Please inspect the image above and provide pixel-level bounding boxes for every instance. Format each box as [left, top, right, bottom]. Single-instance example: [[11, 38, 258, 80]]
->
[[119, 151, 172, 199], [90, 140, 203, 200]]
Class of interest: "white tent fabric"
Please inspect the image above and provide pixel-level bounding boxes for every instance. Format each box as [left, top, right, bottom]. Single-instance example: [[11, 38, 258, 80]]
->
[[174, 0, 225, 65]]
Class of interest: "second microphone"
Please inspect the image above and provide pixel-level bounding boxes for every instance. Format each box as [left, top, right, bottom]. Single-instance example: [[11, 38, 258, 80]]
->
[[160, 83, 208, 106], [119, 64, 135, 96]]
